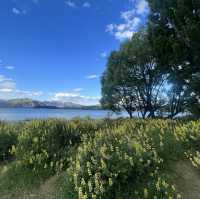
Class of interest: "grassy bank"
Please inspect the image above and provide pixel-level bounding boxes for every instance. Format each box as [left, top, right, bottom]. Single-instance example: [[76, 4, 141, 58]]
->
[[0, 118, 199, 198]]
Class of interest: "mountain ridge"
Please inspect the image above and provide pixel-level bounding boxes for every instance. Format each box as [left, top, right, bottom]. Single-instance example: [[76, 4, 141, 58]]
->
[[0, 98, 101, 110]]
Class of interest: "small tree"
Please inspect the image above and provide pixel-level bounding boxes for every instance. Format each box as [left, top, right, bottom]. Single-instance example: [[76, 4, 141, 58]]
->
[[101, 31, 167, 118]]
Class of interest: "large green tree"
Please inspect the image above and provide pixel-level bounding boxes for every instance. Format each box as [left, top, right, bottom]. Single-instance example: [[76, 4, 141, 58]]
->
[[101, 31, 167, 118], [147, 0, 200, 116]]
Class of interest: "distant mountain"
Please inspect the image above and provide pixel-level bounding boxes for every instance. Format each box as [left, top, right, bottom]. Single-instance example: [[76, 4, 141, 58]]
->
[[0, 98, 101, 110]]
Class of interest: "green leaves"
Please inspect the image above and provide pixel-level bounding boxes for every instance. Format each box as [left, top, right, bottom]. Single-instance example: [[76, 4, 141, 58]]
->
[[101, 31, 167, 118], [0, 122, 19, 161], [147, 0, 200, 117], [15, 119, 100, 174]]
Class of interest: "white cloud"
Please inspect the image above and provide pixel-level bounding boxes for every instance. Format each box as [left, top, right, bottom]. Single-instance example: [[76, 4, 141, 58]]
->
[[83, 2, 91, 8], [135, 0, 149, 15], [15, 90, 43, 97], [52, 92, 100, 105], [106, 17, 141, 41], [0, 75, 13, 83], [0, 89, 43, 99], [65, 1, 76, 8], [106, 0, 149, 41], [0, 74, 43, 99], [4, 66, 15, 70], [0, 75, 16, 92], [0, 88, 13, 93], [86, 75, 98, 79]]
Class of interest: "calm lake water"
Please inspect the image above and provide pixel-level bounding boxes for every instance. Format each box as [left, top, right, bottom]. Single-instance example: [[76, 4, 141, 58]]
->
[[0, 108, 128, 121]]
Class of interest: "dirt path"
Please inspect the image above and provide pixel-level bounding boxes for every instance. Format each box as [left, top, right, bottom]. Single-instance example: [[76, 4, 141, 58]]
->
[[170, 160, 200, 199], [26, 175, 60, 199]]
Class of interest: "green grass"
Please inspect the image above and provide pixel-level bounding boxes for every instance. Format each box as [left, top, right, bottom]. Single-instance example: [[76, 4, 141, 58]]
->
[[0, 161, 50, 198], [0, 161, 68, 199]]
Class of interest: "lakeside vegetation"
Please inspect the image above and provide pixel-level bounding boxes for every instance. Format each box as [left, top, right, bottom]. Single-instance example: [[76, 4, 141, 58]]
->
[[0, 118, 200, 198]]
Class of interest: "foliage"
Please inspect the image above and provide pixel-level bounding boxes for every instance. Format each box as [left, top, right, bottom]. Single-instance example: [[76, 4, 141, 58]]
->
[[176, 120, 200, 169], [14, 118, 122, 174], [14, 119, 100, 173], [101, 31, 167, 118], [0, 122, 19, 161], [66, 130, 163, 198], [147, 0, 200, 117], [65, 119, 194, 199], [0, 118, 200, 198], [175, 120, 200, 150], [101, 0, 200, 118], [118, 120, 183, 161]]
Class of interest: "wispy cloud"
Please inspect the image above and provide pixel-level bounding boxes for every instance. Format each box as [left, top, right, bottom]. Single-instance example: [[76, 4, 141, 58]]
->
[[83, 2, 91, 8], [65, 0, 76, 8], [106, 0, 149, 41], [0, 74, 43, 99], [65, 1, 91, 9], [12, 8, 20, 15], [86, 75, 98, 79], [100, 52, 107, 58], [52, 92, 100, 105], [12, 7, 27, 15], [0, 75, 13, 83], [0, 75, 16, 93], [15, 90, 43, 97], [4, 66, 15, 70], [0, 58, 15, 70], [73, 88, 84, 92], [32, 0, 39, 4]]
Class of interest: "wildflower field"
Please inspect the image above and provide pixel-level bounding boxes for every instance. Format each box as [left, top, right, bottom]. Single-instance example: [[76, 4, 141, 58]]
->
[[0, 118, 199, 199]]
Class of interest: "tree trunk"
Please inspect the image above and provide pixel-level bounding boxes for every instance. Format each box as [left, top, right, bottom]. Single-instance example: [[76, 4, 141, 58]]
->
[[129, 111, 133, 118]]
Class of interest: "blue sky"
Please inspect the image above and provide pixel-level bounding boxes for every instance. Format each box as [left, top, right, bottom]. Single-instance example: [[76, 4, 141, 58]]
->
[[0, 0, 149, 105]]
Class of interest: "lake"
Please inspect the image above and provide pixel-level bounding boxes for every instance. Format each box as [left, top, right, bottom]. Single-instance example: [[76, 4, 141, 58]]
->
[[0, 108, 128, 121]]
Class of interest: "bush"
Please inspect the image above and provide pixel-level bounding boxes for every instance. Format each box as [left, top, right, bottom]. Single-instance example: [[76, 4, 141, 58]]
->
[[175, 120, 200, 151], [116, 119, 183, 161], [0, 122, 19, 161], [66, 129, 163, 199], [14, 118, 109, 173]]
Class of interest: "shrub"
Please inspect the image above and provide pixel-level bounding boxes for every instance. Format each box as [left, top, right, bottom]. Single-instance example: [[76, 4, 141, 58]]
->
[[116, 119, 183, 162], [134, 172, 181, 199], [0, 122, 19, 161], [66, 129, 162, 199], [175, 120, 200, 151], [15, 118, 109, 173]]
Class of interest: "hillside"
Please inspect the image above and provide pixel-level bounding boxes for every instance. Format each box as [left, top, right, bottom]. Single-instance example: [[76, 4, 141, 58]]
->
[[0, 98, 101, 110]]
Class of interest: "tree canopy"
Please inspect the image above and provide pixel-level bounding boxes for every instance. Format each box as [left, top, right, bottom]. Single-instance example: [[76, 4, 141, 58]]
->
[[147, 0, 200, 117], [101, 0, 200, 118], [101, 31, 167, 118]]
